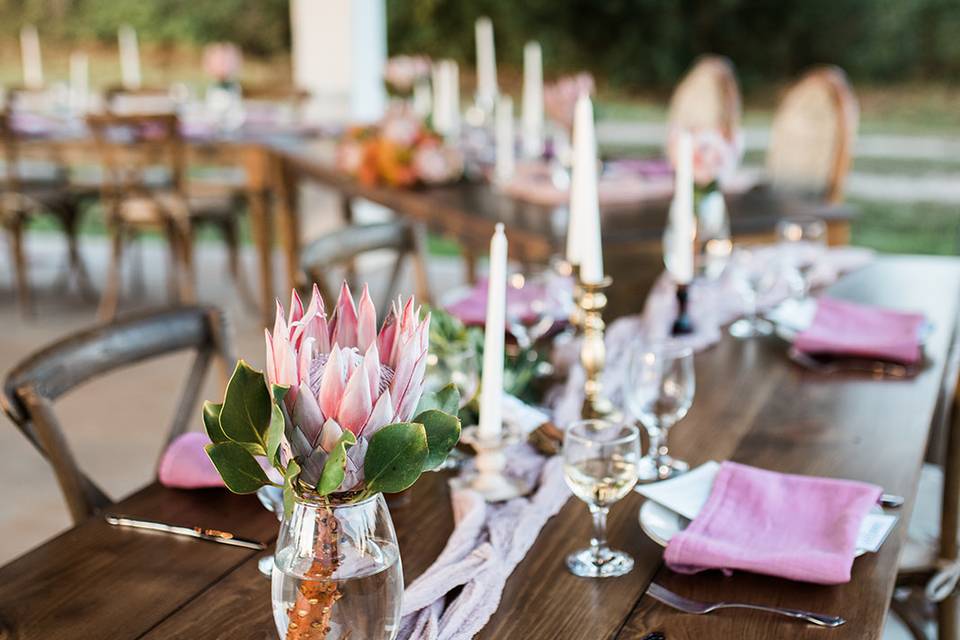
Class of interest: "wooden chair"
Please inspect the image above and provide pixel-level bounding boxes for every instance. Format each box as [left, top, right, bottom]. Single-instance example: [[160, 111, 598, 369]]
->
[[87, 112, 253, 320], [103, 85, 180, 115], [766, 66, 859, 204], [1, 91, 96, 313], [667, 55, 742, 140], [0, 305, 234, 524], [299, 220, 432, 312]]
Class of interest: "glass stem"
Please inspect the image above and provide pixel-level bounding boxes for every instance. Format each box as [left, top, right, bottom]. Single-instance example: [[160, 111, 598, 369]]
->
[[588, 504, 609, 565], [746, 289, 759, 327]]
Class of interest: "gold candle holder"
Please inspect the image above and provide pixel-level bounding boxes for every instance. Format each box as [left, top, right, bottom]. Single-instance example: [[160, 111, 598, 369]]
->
[[578, 275, 615, 419]]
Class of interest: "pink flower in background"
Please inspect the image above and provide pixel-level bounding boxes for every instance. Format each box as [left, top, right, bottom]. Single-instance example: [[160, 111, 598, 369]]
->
[[203, 42, 243, 83], [413, 139, 463, 185], [381, 109, 422, 147], [384, 55, 432, 94], [265, 283, 431, 491], [667, 127, 744, 187], [544, 73, 595, 131]]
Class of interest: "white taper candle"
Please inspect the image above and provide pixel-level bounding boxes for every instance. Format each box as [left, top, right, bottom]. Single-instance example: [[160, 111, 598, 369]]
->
[[69, 52, 89, 114], [474, 17, 497, 110], [494, 95, 515, 184], [668, 130, 695, 284], [521, 41, 544, 159], [118, 24, 142, 90], [567, 94, 604, 284], [20, 25, 43, 90], [478, 223, 507, 441]]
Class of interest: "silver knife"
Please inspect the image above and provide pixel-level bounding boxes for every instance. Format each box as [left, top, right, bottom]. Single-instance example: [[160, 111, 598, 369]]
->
[[105, 514, 266, 550]]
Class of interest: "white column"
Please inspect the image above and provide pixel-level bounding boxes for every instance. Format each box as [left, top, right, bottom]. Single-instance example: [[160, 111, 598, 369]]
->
[[290, 0, 386, 124]]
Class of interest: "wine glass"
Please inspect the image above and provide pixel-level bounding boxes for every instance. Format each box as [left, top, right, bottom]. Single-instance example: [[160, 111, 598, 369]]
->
[[728, 246, 781, 338], [625, 340, 695, 482], [256, 485, 284, 578], [424, 343, 480, 408], [776, 216, 827, 299], [562, 420, 640, 578], [506, 267, 566, 350]]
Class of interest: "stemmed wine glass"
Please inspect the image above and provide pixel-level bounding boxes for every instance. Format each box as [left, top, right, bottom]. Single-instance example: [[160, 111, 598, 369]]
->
[[424, 343, 479, 468], [776, 216, 827, 299], [506, 267, 568, 350], [625, 340, 696, 482], [728, 245, 782, 338], [562, 420, 640, 578], [256, 485, 284, 578]]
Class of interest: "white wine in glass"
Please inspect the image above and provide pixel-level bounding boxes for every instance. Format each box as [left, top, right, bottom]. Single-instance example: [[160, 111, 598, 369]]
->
[[562, 420, 640, 578]]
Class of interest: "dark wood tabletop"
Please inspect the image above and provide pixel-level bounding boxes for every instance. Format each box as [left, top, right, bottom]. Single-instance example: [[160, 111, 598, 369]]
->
[[2, 255, 958, 640]]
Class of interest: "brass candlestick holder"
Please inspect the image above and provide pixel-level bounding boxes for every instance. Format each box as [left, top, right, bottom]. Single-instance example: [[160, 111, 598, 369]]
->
[[578, 275, 615, 419]]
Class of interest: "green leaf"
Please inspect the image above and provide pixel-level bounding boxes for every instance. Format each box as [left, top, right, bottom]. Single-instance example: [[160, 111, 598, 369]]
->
[[414, 409, 461, 470], [364, 422, 428, 494], [415, 383, 460, 416], [283, 459, 301, 520], [205, 441, 271, 494], [265, 402, 286, 468], [219, 360, 272, 450], [317, 431, 357, 495], [202, 401, 226, 443], [272, 384, 290, 404]]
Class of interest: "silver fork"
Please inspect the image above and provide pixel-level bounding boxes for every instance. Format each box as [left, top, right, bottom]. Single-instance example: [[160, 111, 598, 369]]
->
[[646, 583, 845, 628]]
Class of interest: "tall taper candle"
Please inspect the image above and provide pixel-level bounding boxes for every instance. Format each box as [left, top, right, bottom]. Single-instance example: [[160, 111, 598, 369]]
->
[[475, 17, 497, 111], [521, 41, 544, 159], [494, 95, 515, 184], [668, 130, 695, 284], [477, 223, 507, 441], [20, 25, 43, 90], [118, 25, 142, 90], [567, 94, 604, 284], [69, 52, 89, 114]]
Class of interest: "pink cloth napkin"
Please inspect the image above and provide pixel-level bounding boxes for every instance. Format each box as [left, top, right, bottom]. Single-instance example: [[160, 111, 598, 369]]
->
[[663, 462, 882, 584], [794, 297, 925, 364], [445, 277, 565, 326], [157, 432, 225, 489]]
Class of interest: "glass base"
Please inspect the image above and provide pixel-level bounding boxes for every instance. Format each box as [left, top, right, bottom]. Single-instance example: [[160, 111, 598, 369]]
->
[[636, 455, 689, 483], [258, 554, 274, 578], [566, 546, 634, 578], [729, 317, 773, 339]]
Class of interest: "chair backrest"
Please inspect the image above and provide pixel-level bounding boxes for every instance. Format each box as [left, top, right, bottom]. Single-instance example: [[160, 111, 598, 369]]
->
[[0, 88, 68, 191], [240, 84, 310, 125], [86, 112, 185, 211], [667, 55, 741, 140], [103, 85, 179, 115], [1, 306, 234, 523], [766, 66, 859, 203], [300, 220, 431, 312]]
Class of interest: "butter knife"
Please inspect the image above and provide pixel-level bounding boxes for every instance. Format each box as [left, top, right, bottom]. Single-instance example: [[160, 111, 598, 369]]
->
[[105, 514, 266, 550]]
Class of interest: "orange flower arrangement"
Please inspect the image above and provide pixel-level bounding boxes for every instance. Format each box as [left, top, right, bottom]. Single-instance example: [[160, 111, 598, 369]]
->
[[336, 108, 462, 188]]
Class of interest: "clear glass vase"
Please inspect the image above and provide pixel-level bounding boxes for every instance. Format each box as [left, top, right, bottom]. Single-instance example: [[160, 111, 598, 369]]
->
[[271, 492, 403, 640]]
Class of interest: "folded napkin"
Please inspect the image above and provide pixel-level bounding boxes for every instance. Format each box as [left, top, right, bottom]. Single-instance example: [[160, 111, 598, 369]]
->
[[794, 297, 925, 365], [157, 432, 224, 489], [663, 461, 882, 584], [445, 277, 568, 326]]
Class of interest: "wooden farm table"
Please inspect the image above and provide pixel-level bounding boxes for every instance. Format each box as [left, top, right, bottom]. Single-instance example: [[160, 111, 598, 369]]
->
[[270, 139, 857, 320], [1, 255, 957, 639]]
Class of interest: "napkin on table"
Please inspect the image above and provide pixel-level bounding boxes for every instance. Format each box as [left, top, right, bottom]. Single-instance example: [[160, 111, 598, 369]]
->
[[793, 297, 925, 365], [663, 461, 882, 584]]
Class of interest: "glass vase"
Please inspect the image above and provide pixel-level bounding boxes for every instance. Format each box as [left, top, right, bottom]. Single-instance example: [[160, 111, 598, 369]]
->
[[271, 492, 403, 640], [695, 188, 732, 280]]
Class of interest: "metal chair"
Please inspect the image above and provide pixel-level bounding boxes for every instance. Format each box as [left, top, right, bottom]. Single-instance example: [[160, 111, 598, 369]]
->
[[87, 112, 253, 320], [667, 55, 742, 141], [299, 220, 432, 312], [1, 306, 234, 524], [766, 66, 859, 204], [1, 93, 96, 313]]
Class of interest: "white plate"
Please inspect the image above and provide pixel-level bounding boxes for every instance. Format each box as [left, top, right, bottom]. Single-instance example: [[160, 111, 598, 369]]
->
[[638, 499, 871, 557]]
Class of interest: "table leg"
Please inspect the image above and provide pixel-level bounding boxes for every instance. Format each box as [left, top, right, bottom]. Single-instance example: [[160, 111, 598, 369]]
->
[[248, 189, 274, 327], [340, 195, 357, 288], [274, 156, 302, 296]]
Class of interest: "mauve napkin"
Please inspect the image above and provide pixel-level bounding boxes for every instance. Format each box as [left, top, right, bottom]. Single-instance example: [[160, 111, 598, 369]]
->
[[157, 432, 224, 489], [663, 462, 882, 584], [794, 297, 925, 365]]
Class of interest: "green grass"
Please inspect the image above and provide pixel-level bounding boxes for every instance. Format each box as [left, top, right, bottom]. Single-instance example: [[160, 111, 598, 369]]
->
[[850, 199, 960, 256]]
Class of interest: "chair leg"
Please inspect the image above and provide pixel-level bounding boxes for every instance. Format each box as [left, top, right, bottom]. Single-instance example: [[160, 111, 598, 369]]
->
[[6, 218, 32, 316], [939, 592, 957, 640], [462, 246, 478, 285], [98, 226, 125, 321], [61, 205, 96, 301], [166, 222, 195, 305]]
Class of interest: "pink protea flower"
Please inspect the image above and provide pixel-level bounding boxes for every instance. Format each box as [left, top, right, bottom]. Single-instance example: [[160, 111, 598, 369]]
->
[[265, 282, 431, 491], [666, 127, 744, 187]]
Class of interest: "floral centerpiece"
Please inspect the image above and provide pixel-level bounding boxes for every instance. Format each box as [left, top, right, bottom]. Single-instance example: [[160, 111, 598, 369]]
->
[[203, 283, 461, 640], [667, 127, 744, 278], [335, 107, 463, 188], [203, 42, 243, 88], [383, 55, 431, 98]]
